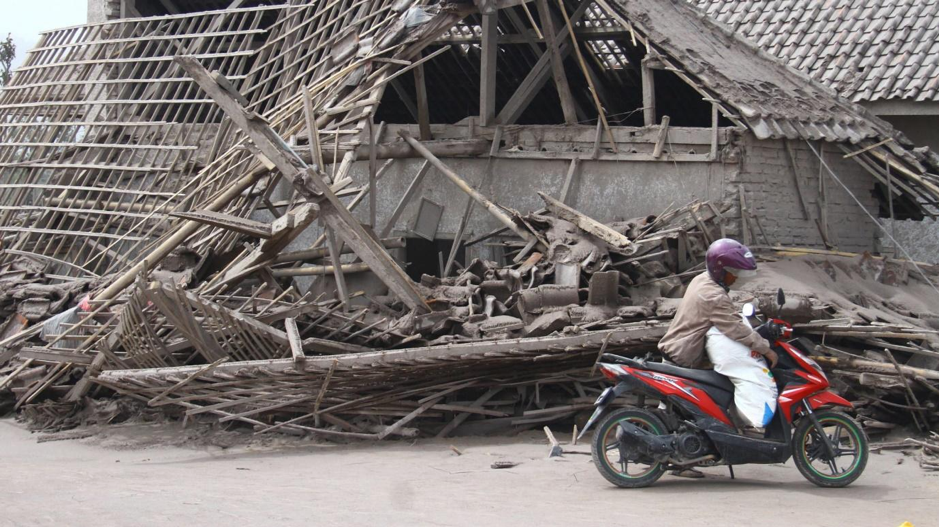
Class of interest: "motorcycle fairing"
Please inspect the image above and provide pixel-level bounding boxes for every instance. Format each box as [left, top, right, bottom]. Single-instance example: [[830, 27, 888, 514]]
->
[[630, 369, 733, 426]]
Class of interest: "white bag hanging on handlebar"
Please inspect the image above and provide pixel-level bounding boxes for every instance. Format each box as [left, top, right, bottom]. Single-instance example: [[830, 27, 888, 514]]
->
[[705, 327, 778, 427]]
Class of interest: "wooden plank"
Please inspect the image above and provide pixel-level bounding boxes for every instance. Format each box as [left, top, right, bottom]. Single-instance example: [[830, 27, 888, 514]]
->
[[100, 324, 669, 381], [285, 318, 305, 366], [559, 158, 579, 203], [378, 393, 447, 439], [176, 57, 429, 313], [169, 210, 273, 239], [539, 192, 631, 251], [400, 131, 543, 249], [18, 348, 94, 366], [783, 139, 812, 220], [554, 0, 616, 152], [148, 357, 230, 407], [325, 227, 350, 306], [537, 0, 577, 124], [652, 115, 670, 159]]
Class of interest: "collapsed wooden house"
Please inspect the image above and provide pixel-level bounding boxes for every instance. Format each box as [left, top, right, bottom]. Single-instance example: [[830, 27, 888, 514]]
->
[[0, 0, 938, 439]]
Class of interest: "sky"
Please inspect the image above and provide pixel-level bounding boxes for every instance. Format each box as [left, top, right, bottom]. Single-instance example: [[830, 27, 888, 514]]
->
[[3, 1, 89, 69]]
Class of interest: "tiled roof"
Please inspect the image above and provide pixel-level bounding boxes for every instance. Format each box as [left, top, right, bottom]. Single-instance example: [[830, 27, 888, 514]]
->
[[693, 0, 939, 103]]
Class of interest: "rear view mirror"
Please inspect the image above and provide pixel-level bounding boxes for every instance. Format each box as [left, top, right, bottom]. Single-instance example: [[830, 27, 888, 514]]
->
[[741, 303, 755, 317], [776, 288, 786, 307]]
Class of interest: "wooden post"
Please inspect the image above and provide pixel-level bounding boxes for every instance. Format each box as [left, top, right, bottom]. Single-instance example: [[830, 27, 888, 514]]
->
[[641, 57, 656, 127], [537, 0, 577, 124], [414, 59, 432, 140], [367, 118, 379, 228], [710, 102, 719, 160], [480, 3, 499, 127]]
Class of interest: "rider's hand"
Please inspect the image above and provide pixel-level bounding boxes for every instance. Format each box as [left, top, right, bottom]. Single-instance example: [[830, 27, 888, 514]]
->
[[763, 349, 779, 368]]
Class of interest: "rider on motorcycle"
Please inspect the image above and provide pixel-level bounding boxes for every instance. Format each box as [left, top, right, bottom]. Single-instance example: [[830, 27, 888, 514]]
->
[[658, 239, 779, 429]]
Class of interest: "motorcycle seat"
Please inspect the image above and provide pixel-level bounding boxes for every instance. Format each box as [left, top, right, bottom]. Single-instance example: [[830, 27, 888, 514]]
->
[[639, 361, 735, 392]]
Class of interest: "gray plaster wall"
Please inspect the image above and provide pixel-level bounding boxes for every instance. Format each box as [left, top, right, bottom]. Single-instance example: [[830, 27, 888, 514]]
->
[[729, 135, 880, 253], [260, 131, 891, 299], [334, 134, 883, 256], [334, 154, 730, 262], [879, 219, 939, 263]]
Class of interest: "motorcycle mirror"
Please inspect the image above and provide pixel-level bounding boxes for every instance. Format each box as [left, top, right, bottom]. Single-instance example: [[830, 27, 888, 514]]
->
[[741, 303, 755, 317], [776, 288, 786, 307]]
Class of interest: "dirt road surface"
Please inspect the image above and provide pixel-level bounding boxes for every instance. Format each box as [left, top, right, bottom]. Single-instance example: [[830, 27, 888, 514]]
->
[[1, 419, 936, 527]]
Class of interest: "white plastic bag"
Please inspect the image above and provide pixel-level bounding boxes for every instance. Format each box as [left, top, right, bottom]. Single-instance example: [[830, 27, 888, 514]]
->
[[705, 326, 778, 427]]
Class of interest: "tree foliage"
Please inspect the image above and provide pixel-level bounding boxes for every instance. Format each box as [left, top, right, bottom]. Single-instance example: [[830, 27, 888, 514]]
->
[[1, 34, 15, 87]]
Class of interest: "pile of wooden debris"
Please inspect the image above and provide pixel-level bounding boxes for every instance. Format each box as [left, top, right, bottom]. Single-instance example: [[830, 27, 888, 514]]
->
[[0, 0, 936, 444]]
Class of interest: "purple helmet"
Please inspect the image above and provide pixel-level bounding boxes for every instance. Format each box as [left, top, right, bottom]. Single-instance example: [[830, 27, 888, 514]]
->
[[706, 238, 757, 285]]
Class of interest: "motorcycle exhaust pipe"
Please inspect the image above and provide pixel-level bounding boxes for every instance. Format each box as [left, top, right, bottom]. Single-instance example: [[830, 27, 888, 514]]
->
[[616, 420, 676, 456]]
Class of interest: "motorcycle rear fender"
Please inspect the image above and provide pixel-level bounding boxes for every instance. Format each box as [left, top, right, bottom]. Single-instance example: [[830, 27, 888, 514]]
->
[[805, 390, 853, 411], [577, 378, 641, 439]]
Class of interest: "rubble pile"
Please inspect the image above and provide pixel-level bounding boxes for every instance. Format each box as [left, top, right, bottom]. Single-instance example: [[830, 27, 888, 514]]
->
[[0, 0, 936, 445]]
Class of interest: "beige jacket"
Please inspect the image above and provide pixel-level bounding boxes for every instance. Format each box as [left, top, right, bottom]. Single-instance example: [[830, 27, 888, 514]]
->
[[658, 272, 771, 368]]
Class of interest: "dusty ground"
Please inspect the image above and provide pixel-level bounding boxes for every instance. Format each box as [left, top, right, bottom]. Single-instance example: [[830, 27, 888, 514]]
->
[[1, 419, 936, 527]]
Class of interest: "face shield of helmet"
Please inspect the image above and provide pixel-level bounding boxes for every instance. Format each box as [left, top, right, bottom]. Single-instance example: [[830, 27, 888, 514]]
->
[[725, 267, 757, 288]]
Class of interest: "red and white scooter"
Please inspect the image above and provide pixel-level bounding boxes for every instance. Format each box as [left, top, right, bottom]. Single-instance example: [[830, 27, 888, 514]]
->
[[580, 289, 869, 488]]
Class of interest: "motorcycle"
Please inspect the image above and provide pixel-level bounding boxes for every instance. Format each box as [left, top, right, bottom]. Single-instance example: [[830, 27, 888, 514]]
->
[[580, 288, 869, 488]]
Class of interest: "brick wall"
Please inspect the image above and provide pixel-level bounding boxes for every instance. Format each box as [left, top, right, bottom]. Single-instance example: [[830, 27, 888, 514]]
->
[[726, 134, 880, 253]]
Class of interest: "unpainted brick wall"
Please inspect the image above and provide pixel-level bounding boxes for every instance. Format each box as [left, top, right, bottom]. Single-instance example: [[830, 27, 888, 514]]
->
[[725, 134, 879, 253]]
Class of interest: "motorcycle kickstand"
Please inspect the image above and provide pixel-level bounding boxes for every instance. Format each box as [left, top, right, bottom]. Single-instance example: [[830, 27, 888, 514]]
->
[[728, 465, 735, 480]]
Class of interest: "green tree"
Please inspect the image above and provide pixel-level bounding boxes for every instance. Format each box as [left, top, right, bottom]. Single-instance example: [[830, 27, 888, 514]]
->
[[1, 34, 15, 87]]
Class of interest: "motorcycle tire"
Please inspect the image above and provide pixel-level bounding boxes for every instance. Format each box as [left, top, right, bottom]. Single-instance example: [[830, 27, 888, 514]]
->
[[792, 410, 869, 488], [591, 408, 667, 488]]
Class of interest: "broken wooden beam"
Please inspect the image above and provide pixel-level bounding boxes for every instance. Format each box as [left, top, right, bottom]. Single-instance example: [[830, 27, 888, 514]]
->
[[176, 56, 429, 313], [399, 131, 544, 250], [539, 192, 631, 252]]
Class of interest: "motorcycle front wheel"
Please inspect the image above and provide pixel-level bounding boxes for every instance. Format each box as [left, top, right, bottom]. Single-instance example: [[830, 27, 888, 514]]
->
[[792, 410, 869, 488], [590, 408, 667, 488]]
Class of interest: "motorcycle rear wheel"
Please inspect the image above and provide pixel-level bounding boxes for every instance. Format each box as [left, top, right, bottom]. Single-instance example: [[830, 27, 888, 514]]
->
[[792, 410, 868, 488], [591, 408, 667, 488]]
